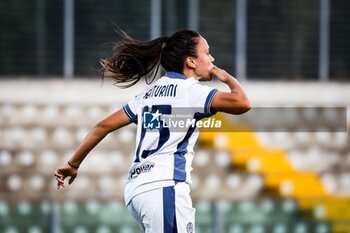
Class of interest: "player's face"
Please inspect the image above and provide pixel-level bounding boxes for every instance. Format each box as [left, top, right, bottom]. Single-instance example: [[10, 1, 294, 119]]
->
[[193, 36, 215, 81]]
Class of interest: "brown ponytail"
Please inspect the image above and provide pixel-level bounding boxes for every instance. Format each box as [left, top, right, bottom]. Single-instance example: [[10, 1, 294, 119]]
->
[[101, 28, 200, 88]]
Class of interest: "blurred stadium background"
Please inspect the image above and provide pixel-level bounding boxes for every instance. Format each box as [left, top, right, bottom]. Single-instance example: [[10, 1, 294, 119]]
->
[[1, 0, 350, 233]]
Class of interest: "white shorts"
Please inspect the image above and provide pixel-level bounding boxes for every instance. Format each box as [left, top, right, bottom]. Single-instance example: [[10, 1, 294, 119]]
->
[[127, 182, 195, 233]]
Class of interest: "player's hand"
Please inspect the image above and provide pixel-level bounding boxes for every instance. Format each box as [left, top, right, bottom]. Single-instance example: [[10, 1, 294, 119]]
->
[[210, 66, 235, 83], [54, 164, 78, 189]]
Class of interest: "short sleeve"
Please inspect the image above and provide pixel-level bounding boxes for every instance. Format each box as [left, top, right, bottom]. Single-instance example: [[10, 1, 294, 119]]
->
[[123, 95, 140, 124], [187, 81, 218, 117]]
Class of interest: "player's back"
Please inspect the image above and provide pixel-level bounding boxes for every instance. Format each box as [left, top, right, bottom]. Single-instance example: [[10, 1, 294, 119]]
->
[[123, 71, 218, 205]]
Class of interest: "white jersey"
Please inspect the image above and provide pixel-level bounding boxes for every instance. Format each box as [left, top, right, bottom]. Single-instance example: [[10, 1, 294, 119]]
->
[[123, 71, 218, 205]]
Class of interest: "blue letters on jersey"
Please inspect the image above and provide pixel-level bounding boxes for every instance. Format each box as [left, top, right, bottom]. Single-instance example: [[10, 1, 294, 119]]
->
[[143, 84, 178, 99]]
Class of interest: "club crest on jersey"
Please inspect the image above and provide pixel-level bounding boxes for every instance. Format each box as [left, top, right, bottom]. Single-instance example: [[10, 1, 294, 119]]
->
[[186, 222, 193, 233], [129, 162, 155, 179], [143, 110, 162, 129]]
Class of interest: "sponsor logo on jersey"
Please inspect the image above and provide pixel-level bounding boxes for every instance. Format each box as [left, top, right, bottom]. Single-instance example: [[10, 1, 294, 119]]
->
[[129, 162, 155, 179]]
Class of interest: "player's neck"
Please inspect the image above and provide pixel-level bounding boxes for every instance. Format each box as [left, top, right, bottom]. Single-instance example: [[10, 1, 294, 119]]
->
[[183, 69, 199, 80]]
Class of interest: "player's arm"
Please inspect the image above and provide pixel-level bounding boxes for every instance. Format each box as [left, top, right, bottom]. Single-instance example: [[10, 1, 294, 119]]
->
[[210, 66, 251, 115], [54, 108, 131, 189]]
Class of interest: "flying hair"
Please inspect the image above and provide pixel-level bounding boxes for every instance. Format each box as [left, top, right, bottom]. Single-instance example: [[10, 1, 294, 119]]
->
[[101, 27, 200, 88]]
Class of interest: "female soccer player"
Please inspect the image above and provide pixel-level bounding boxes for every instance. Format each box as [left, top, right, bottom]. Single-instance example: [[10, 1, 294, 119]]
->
[[55, 29, 251, 233]]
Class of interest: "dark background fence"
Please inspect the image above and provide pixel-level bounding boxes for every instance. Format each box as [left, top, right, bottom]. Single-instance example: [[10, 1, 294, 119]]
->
[[0, 0, 349, 80]]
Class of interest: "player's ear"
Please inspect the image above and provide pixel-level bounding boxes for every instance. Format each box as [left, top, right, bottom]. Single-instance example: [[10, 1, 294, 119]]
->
[[185, 56, 196, 69]]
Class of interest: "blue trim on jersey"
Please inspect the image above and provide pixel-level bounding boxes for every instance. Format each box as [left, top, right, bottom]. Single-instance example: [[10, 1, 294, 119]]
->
[[173, 150, 187, 181], [163, 186, 178, 233], [123, 104, 137, 123], [165, 71, 186, 80], [204, 89, 219, 115], [173, 113, 200, 181]]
